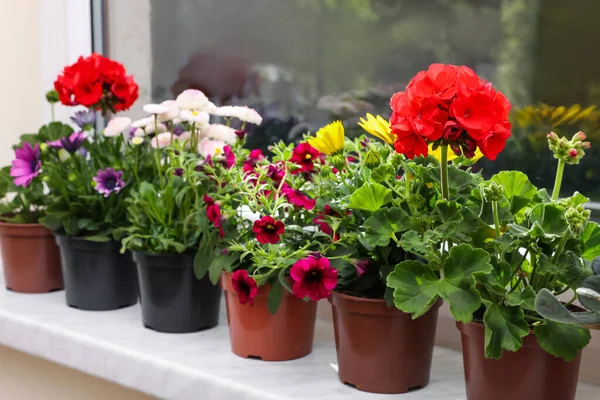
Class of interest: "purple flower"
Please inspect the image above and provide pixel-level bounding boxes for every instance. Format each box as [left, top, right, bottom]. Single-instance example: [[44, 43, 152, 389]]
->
[[10, 142, 41, 187], [93, 168, 125, 197], [47, 132, 87, 153], [173, 167, 184, 176], [173, 125, 185, 136], [70, 110, 96, 130]]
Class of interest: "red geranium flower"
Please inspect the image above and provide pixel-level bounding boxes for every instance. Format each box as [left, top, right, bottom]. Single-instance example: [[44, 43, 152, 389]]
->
[[282, 187, 316, 210], [243, 149, 265, 173], [290, 143, 320, 173], [253, 216, 285, 244], [407, 64, 457, 103], [477, 121, 511, 161], [231, 270, 258, 306], [290, 254, 338, 301]]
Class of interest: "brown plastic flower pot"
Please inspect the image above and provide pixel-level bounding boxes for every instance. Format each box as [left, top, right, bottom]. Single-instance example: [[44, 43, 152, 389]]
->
[[0, 222, 63, 293], [330, 291, 442, 394], [221, 271, 318, 361], [457, 321, 583, 400]]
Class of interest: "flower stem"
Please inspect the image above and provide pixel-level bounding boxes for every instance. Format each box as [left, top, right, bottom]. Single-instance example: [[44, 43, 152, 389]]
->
[[50, 104, 55, 122], [552, 228, 571, 265], [551, 159, 565, 201], [153, 116, 164, 187], [492, 200, 501, 237], [440, 144, 450, 200]]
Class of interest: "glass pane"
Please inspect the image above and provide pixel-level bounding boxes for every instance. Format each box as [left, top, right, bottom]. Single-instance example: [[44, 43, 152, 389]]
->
[[106, 0, 600, 201]]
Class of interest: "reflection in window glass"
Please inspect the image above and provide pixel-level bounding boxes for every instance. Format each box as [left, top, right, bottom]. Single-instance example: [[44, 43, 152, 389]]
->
[[108, 0, 600, 199]]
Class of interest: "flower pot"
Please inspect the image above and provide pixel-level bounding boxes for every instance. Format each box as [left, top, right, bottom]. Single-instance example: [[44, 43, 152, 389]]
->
[[222, 271, 318, 361], [56, 235, 138, 311], [457, 321, 583, 400], [0, 222, 63, 293], [330, 291, 442, 393], [133, 251, 221, 333]]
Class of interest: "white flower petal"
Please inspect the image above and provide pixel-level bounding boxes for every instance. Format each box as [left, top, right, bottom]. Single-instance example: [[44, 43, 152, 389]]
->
[[143, 103, 169, 115], [151, 132, 174, 149], [204, 124, 237, 145], [176, 89, 209, 111], [144, 122, 167, 134], [197, 138, 227, 158], [180, 109, 210, 125], [132, 117, 154, 128], [158, 100, 180, 122], [214, 106, 262, 125], [103, 117, 132, 137]]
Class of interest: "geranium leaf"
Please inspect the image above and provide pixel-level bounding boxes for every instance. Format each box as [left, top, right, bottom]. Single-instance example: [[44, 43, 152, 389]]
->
[[386, 260, 441, 319], [534, 320, 591, 362], [582, 222, 600, 261], [506, 286, 537, 311], [528, 203, 568, 239], [370, 165, 396, 184], [483, 304, 529, 359], [399, 230, 442, 255], [490, 171, 536, 215], [579, 276, 600, 312], [535, 289, 600, 325], [361, 207, 411, 250], [348, 182, 392, 212], [443, 244, 493, 279]]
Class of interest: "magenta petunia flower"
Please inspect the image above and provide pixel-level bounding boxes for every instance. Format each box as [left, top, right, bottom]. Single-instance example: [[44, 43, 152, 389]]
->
[[93, 168, 125, 197], [232, 270, 258, 305], [10, 142, 41, 187], [47, 131, 87, 153], [282, 187, 316, 210], [290, 254, 337, 301]]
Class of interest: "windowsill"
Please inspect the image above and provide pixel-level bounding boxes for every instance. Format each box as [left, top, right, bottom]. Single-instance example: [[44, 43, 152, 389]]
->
[[0, 275, 599, 400]]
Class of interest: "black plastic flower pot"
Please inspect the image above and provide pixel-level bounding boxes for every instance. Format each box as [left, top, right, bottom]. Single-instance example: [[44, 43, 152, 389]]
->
[[56, 235, 138, 311], [132, 251, 222, 333]]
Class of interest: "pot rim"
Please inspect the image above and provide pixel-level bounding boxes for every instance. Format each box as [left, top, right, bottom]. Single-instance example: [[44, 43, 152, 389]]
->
[[131, 250, 194, 259], [0, 221, 54, 237], [330, 290, 443, 317], [55, 234, 121, 250]]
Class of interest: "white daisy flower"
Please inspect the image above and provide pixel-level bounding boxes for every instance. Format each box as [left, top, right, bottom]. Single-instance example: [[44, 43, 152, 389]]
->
[[144, 122, 167, 134], [214, 106, 263, 125], [197, 138, 227, 158], [103, 117, 132, 137], [203, 124, 237, 145], [133, 128, 145, 137], [180, 109, 210, 125], [132, 117, 154, 128], [151, 132, 174, 149], [175, 131, 192, 147], [143, 103, 169, 115], [158, 100, 180, 122], [176, 89, 209, 111]]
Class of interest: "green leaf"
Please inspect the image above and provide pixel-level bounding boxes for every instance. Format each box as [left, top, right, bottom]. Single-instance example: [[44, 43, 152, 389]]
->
[[370, 165, 395, 184], [579, 276, 600, 312], [194, 236, 213, 279], [348, 182, 392, 212], [534, 320, 591, 362], [175, 186, 191, 208], [399, 230, 442, 255], [483, 304, 529, 359], [444, 243, 493, 279], [535, 288, 600, 325], [490, 171, 536, 215], [208, 254, 238, 285], [39, 212, 70, 231], [582, 222, 600, 261], [386, 260, 441, 319], [267, 279, 283, 315], [529, 203, 569, 239], [506, 286, 537, 311], [435, 200, 463, 224], [361, 207, 411, 250]]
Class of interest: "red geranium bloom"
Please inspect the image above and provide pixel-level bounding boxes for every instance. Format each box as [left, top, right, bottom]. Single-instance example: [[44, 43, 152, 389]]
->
[[391, 121, 429, 159], [450, 91, 498, 137], [231, 270, 258, 306], [290, 143, 320, 173], [477, 121, 511, 161], [243, 149, 265, 173], [282, 187, 316, 210], [253, 216, 285, 244], [456, 66, 484, 97], [290, 255, 338, 301], [407, 63, 457, 103]]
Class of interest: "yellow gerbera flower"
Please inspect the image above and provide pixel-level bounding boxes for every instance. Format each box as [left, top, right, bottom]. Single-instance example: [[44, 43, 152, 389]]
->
[[358, 113, 394, 145], [429, 144, 484, 163], [307, 121, 345, 155]]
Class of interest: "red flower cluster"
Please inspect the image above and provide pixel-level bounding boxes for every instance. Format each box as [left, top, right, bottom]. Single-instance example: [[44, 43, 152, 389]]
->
[[231, 270, 258, 305], [291, 254, 337, 301], [204, 195, 224, 238], [253, 216, 285, 244], [390, 64, 511, 160], [54, 53, 138, 113]]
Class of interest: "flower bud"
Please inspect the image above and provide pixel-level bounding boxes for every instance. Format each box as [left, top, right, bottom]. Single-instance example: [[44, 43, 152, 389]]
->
[[483, 181, 503, 202], [442, 121, 462, 141], [547, 131, 559, 145], [363, 149, 382, 169], [548, 131, 591, 164], [68, 173, 77, 182], [572, 131, 587, 142], [39, 143, 48, 153], [378, 145, 390, 160], [566, 204, 591, 236], [58, 149, 70, 161], [45, 90, 59, 104], [331, 155, 346, 171]]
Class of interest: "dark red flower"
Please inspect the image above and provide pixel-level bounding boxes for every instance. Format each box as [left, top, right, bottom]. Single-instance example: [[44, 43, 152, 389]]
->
[[290, 255, 338, 301], [204, 195, 224, 238], [314, 205, 348, 240], [282, 187, 316, 210], [253, 216, 285, 244], [265, 164, 285, 185], [231, 270, 258, 305], [442, 121, 462, 141], [235, 129, 246, 140], [354, 259, 370, 277], [290, 142, 320, 173], [243, 149, 265, 173]]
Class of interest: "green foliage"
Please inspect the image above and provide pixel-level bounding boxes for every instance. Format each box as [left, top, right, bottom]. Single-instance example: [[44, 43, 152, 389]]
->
[[483, 304, 529, 359], [534, 321, 591, 362], [347, 182, 392, 212]]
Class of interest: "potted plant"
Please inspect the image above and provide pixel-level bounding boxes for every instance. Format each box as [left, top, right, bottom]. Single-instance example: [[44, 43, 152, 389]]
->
[[203, 138, 338, 361], [41, 54, 141, 311], [119, 90, 258, 333], [0, 95, 71, 293], [380, 64, 597, 400]]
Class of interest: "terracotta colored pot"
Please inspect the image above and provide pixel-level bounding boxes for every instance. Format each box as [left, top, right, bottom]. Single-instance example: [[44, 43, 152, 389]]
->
[[457, 321, 583, 400], [221, 271, 317, 361], [0, 222, 62, 293], [330, 292, 442, 393]]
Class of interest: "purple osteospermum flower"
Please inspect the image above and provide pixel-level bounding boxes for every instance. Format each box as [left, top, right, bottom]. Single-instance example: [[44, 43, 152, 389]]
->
[[173, 125, 185, 136], [70, 110, 96, 130], [173, 168, 184, 176], [47, 132, 87, 153], [93, 168, 125, 197], [10, 142, 41, 187]]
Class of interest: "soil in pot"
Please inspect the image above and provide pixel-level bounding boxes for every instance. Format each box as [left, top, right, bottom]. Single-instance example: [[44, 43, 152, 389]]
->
[[133, 251, 221, 333], [457, 321, 583, 400], [330, 291, 442, 394], [0, 222, 63, 293], [222, 271, 318, 361], [56, 235, 138, 311]]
